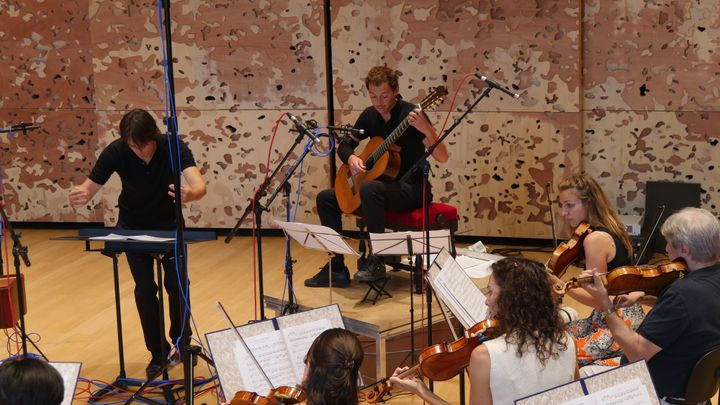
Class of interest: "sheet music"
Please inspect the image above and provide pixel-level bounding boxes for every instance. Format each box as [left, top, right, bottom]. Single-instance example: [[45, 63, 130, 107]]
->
[[274, 220, 324, 250], [517, 360, 659, 405], [369, 229, 450, 256], [207, 304, 345, 398], [280, 318, 334, 382], [51, 362, 82, 405], [429, 249, 488, 328], [592, 378, 653, 405], [455, 248, 504, 278], [274, 219, 359, 255], [233, 330, 297, 393], [303, 223, 359, 255], [88, 233, 175, 242], [88, 233, 128, 241], [559, 379, 653, 405]]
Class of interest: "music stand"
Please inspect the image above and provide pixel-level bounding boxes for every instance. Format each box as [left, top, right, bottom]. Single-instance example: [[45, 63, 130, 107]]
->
[[52, 229, 216, 404], [274, 220, 359, 306], [368, 229, 452, 361]]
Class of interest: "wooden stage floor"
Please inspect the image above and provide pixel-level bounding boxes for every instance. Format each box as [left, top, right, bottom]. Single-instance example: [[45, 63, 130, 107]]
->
[[7, 228, 486, 404], [5, 228, 699, 404]]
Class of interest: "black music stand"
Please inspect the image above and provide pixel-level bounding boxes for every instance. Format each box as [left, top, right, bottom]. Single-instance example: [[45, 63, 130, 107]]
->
[[368, 229, 452, 360], [274, 220, 359, 306], [53, 229, 215, 404]]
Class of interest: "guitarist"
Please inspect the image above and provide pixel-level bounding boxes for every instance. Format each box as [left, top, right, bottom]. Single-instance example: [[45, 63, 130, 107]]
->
[[304, 66, 448, 288]]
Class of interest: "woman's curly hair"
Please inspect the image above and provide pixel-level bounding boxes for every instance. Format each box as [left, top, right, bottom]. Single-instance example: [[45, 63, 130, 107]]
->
[[491, 257, 569, 365], [304, 328, 363, 405]]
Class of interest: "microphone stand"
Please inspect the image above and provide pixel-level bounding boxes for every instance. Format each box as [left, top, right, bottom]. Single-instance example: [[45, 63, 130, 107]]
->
[[398, 85, 495, 398], [225, 129, 314, 319], [0, 123, 44, 356], [0, 204, 48, 359], [124, 2, 195, 404]]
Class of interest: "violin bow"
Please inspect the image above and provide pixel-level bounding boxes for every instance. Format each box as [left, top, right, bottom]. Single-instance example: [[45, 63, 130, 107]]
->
[[216, 301, 276, 392], [635, 204, 666, 265], [545, 182, 558, 249]]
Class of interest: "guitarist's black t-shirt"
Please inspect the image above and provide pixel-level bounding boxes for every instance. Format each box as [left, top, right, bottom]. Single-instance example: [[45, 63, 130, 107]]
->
[[338, 97, 427, 187]]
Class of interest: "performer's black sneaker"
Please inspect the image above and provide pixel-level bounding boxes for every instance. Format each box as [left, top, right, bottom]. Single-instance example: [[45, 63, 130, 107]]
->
[[304, 262, 351, 288], [355, 254, 386, 282]]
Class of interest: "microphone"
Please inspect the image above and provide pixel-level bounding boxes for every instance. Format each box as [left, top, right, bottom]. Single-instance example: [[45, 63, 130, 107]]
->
[[287, 113, 322, 146], [0, 123, 40, 134], [474, 73, 521, 99], [326, 126, 364, 135]]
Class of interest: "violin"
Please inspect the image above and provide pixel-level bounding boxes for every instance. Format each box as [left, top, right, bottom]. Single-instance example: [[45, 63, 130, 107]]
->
[[365, 319, 501, 403], [546, 222, 592, 278], [267, 385, 306, 404], [556, 260, 687, 297], [229, 391, 278, 405], [417, 319, 501, 381], [229, 385, 305, 405]]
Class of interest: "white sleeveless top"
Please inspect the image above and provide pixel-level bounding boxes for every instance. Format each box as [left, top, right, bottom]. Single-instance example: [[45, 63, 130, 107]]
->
[[485, 332, 576, 405]]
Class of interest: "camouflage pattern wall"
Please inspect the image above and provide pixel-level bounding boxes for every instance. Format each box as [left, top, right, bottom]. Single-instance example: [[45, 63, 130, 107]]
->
[[1, 1, 718, 238]]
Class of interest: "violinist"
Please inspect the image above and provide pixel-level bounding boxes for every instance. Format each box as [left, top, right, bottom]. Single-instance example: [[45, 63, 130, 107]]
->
[[548, 174, 646, 373], [301, 328, 364, 405], [581, 207, 720, 402], [225, 328, 363, 405], [390, 257, 576, 405]]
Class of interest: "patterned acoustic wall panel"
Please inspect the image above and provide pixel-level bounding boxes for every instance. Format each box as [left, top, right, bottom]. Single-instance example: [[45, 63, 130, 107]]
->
[[1, 0, 718, 239], [583, 0, 720, 216]]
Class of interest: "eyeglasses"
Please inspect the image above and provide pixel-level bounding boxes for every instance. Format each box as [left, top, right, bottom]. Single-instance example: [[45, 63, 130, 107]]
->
[[557, 199, 584, 211]]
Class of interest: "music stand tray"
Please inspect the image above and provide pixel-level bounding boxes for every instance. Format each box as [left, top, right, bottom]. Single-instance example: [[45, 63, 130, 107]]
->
[[368, 229, 451, 260], [274, 220, 359, 304]]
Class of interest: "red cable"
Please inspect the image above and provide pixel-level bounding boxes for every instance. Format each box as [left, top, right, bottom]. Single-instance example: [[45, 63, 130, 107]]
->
[[250, 113, 285, 321], [419, 71, 476, 346]]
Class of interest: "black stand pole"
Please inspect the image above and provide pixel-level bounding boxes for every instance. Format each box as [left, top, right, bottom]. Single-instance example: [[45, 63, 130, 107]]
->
[[281, 182, 299, 315], [398, 85, 496, 394], [226, 128, 319, 320], [0, 204, 39, 358], [124, 1, 195, 403]]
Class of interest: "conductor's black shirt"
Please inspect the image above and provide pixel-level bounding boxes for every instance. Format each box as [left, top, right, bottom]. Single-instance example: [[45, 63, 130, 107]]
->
[[88, 137, 196, 230]]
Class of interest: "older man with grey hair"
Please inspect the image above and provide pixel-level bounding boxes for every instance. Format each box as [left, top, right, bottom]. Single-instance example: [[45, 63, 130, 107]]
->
[[581, 207, 720, 403]]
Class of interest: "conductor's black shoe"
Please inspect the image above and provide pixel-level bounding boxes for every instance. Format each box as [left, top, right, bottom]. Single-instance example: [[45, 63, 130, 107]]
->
[[304, 263, 351, 288], [355, 254, 386, 282], [145, 356, 163, 379]]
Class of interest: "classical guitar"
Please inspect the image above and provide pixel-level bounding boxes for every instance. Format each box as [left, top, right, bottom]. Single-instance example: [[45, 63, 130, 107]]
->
[[334, 86, 448, 214]]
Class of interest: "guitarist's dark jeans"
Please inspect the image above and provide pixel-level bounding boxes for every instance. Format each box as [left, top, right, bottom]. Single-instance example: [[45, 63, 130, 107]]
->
[[317, 179, 430, 266]]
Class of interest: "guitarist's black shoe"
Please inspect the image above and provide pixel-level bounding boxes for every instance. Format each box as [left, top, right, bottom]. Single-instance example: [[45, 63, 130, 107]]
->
[[304, 263, 351, 288], [355, 254, 386, 282]]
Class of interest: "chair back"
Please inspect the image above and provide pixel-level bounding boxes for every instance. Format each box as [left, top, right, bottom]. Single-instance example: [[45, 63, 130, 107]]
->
[[683, 346, 720, 404]]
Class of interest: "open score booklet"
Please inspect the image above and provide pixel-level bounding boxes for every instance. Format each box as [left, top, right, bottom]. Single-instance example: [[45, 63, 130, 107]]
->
[[232, 318, 332, 393]]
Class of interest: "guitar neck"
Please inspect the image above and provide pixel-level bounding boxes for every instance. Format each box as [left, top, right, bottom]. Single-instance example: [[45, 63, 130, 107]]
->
[[366, 106, 417, 167]]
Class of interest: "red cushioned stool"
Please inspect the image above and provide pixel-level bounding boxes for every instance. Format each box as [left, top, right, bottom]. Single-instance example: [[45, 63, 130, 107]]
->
[[357, 202, 459, 293]]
